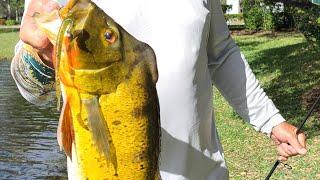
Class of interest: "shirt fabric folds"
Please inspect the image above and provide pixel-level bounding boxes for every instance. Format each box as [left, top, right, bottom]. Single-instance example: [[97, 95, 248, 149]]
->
[[11, 0, 285, 179]]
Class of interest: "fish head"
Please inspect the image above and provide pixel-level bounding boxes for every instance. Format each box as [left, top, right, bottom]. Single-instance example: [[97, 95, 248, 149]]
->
[[35, 0, 158, 84], [59, 0, 123, 69]]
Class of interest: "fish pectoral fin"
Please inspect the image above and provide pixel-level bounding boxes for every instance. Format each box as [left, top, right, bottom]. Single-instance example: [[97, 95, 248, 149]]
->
[[82, 97, 118, 172], [57, 101, 74, 159]]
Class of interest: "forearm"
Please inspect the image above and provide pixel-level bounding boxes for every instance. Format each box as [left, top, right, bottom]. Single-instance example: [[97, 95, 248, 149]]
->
[[209, 48, 285, 134], [207, 0, 285, 135]]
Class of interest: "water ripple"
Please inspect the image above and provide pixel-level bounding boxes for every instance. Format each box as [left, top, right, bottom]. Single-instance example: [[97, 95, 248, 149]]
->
[[0, 60, 67, 178]]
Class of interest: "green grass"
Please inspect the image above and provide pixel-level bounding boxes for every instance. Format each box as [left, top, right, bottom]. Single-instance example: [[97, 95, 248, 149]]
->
[[215, 32, 320, 179], [0, 32, 20, 60]]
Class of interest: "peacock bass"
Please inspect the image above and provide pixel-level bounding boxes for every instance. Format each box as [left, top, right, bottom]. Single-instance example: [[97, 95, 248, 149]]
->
[[35, 0, 161, 179]]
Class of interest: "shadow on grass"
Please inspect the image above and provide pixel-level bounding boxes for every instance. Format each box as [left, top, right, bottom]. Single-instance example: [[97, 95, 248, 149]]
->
[[248, 42, 320, 138], [235, 41, 262, 49]]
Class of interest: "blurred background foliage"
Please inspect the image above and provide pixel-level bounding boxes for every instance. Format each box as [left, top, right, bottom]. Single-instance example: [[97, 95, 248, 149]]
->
[[264, 0, 320, 48], [222, 0, 320, 49], [0, 0, 24, 25]]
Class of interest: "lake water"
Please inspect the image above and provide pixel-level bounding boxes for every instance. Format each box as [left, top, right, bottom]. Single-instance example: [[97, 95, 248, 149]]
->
[[0, 60, 67, 179]]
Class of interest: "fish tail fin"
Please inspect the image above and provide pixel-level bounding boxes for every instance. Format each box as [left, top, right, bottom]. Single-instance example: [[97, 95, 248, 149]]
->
[[82, 97, 118, 173], [57, 99, 74, 159]]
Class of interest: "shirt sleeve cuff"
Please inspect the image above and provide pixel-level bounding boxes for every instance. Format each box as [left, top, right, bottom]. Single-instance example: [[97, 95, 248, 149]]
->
[[260, 113, 286, 137], [11, 43, 56, 106]]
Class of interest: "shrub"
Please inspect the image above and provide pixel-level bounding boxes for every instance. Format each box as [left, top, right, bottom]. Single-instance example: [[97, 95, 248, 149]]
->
[[273, 11, 295, 29], [293, 6, 320, 48], [262, 0, 320, 49], [244, 6, 264, 30], [242, 0, 276, 31], [225, 13, 244, 21], [225, 13, 244, 27], [263, 9, 275, 30], [221, 4, 232, 14], [5, 19, 17, 26]]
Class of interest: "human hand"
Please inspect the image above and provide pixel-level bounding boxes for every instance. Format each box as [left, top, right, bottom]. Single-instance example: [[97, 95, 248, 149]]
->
[[20, 0, 60, 68], [271, 122, 307, 161]]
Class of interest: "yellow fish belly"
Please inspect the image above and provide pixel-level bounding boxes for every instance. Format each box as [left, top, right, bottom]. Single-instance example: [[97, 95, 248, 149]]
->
[[63, 61, 160, 179]]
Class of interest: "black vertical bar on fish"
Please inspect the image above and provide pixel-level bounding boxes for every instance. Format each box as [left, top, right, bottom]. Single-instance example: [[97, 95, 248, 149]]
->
[[265, 95, 320, 180]]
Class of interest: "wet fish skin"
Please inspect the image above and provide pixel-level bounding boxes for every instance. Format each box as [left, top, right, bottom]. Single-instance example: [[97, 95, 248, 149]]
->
[[37, 0, 161, 179]]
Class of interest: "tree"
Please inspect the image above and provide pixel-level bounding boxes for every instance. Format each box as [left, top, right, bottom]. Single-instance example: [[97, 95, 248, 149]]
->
[[265, 0, 320, 48], [242, 0, 276, 31], [0, 0, 24, 21]]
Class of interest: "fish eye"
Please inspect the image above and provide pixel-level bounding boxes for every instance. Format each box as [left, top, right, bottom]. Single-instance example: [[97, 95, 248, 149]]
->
[[104, 29, 117, 43]]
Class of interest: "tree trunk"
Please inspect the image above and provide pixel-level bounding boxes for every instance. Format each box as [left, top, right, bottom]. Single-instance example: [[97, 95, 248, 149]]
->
[[15, 9, 18, 21], [7, 2, 12, 19]]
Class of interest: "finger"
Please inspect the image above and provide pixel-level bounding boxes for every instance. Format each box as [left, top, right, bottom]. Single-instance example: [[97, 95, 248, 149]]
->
[[286, 144, 298, 156], [271, 134, 281, 145], [278, 156, 288, 162], [288, 135, 307, 155], [26, 0, 60, 16], [20, 0, 60, 49], [277, 145, 289, 158], [20, 18, 51, 50], [280, 143, 298, 157], [41, 0, 61, 13], [297, 132, 307, 148], [37, 44, 54, 67]]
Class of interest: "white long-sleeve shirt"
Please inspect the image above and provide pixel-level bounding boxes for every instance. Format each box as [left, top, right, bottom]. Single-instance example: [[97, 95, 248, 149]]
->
[[12, 0, 285, 179]]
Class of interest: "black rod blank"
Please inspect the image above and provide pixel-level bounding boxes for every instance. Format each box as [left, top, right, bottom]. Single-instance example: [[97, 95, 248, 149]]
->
[[265, 95, 320, 180]]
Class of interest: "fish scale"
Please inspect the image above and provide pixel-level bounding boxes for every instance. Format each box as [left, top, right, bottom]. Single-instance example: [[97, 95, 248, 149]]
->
[[35, 0, 161, 178], [63, 61, 159, 179]]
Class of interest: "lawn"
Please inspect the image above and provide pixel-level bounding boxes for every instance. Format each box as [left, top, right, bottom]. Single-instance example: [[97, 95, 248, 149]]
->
[[215, 32, 320, 179], [0, 32, 20, 59], [1, 31, 320, 179]]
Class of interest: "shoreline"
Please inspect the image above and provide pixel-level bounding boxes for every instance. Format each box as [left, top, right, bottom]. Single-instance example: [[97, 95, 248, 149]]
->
[[0, 25, 20, 29], [0, 58, 10, 61], [0, 25, 20, 33]]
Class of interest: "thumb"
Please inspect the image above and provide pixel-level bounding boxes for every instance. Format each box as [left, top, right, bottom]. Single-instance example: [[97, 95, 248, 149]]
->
[[20, 0, 60, 50], [288, 135, 307, 155]]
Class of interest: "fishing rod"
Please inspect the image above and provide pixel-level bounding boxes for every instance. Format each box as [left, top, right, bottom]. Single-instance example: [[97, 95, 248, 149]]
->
[[265, 1, 320, 178], [265, 95, 320, 180]]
